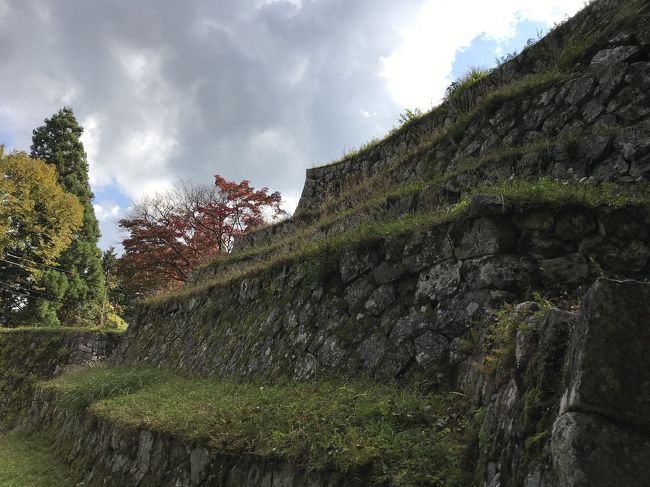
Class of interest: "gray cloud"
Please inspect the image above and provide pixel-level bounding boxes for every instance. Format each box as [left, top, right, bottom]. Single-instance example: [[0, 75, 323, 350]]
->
[[0, 0, 423, 207]]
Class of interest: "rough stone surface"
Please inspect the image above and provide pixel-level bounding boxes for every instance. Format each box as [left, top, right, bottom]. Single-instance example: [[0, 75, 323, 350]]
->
[[551, 412, 650, 487], [591, 46, 642, 66], [0, 330, 121, 429], [116, 203, 650, 386], [24, 389, 359, 487], [539, 253, 590, 286], [559, 278, 650, 430], [471, 277, 650, 486]]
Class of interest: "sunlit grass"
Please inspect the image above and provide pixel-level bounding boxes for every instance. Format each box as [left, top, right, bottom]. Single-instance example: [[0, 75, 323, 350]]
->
[[42, 366, 469, 486]]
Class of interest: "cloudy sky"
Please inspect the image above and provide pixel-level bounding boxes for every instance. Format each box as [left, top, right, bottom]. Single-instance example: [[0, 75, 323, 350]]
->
[[0, 0, 584, 251]]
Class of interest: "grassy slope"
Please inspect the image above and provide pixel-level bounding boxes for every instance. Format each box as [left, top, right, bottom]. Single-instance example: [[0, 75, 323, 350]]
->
[[0, 432, 77, 487], [42, 366, 469, 486], [151, 178, 650, 304], [187, 0, 650, 293]]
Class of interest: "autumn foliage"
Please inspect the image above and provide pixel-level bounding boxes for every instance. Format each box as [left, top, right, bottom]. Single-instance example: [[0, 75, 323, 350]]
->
[[0, 149, 84, 325], [118, 176, 284, 297]]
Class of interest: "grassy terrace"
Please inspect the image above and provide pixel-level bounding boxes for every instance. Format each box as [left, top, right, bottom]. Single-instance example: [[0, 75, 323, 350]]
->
[[321, 0, 648, 168], [226, 0, 650, 264], [150, 0, 649, 305], [186, 113, 638, 301], [0, 326, 124, 335], [0, 432, 77, 487], [41, 366, 469, 486], [153, 178, 650, 304]]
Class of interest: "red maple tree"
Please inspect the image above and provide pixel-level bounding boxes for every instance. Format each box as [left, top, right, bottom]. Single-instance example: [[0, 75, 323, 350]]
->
[[118, 176, 284, 297]]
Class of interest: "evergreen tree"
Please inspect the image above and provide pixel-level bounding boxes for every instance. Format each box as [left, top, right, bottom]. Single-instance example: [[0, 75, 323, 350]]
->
[[101, 247, 129, 330], [30, 107, 105, 325]]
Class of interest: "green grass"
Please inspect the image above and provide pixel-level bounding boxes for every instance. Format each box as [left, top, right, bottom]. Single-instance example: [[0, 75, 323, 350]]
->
[[145, 198, 471, 304], [41, 366, 172, 411], [468, 177, 649, 208], [154, 175, 650, 305], [0, 432, 77, 487], [0, 327, 127, 429], [42, 367, 469, 486], [0, 326, 124, 335], [445, 70, 570, 143], [445, 66, 491, 100]]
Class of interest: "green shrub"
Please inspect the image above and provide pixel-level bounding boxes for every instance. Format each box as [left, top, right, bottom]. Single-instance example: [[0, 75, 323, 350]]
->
[[389, 107, 424, 137], [445, 66, 491, 100]]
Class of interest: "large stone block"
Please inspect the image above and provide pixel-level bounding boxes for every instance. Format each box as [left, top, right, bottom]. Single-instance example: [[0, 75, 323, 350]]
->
[[453, 216, 518, 260], [560, 278, 650, 430], [551, 412, 650, 487]]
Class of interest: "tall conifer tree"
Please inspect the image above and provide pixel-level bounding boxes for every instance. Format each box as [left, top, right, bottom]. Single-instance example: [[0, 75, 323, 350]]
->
[[30, 107, 105, 325]]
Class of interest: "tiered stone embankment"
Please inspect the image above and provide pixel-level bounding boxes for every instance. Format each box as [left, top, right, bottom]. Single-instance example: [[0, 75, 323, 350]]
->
[[214, 0, 650, 266], [0, 328, 121, 429], [117, 197, 650, 386], [6, 0, 650, 485], [24, 397, 354, 487]]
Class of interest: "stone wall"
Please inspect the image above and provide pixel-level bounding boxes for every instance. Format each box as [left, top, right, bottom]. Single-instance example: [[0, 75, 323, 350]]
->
[[115, 198, 650, 388], [292, 0, 650, 216], [550, 279, 650, 487], [24, 391, 356, 487], [471, 279, 650, 487], [229, 51, 650, 258], [0, 329, 121, 429], [22, 279, 650, 487]]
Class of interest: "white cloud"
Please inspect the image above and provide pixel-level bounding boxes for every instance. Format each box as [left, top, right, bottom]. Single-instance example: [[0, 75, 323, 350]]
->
[[0, 0, 591, 252], [256, 0, 303, 11], [280, 192, 301, 216], [381, 0, 585, 110], [245, 127, 309, 178], [93, 203, 121, 222], [81, 113, 104, 184], [93, 201, 127, 252]]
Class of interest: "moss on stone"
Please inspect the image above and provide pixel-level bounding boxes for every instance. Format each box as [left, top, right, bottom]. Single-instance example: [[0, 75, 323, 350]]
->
[[0, 328, 122, 430], [0, 330, 72, 429], [42, 366, 471, 486]]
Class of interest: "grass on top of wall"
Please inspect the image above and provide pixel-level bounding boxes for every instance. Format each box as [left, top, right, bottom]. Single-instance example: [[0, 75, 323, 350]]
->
[[152, 178, 650, 305], [192, 129, 570, 277], [0, 326, 125, 335], [0, 432, 77, 487], [40, 366, 173, 412], [319, 68, 570, 171], [144, 198, 470, 305], [42, 366, 469, 486], [222, 69, 589, 271], [469, 177, 650, 208]]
